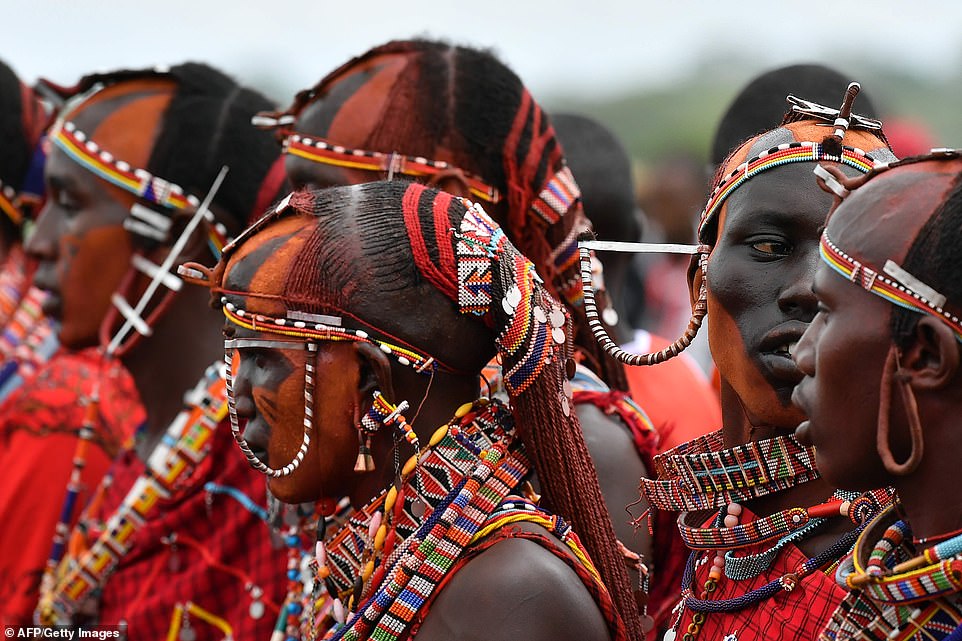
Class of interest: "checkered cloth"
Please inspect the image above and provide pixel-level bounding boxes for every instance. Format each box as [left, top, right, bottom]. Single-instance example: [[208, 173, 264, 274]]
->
[[90, 418, 285, 640]]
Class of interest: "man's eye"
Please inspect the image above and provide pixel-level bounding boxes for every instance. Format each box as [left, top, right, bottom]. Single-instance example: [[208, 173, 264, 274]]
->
[[751, 240, 791, 256]]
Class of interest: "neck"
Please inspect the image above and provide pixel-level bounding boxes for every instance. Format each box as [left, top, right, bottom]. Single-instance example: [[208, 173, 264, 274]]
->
[[121, 284, 225, 461], [718, 379, 852, 556], [349, 369, 484, 509]]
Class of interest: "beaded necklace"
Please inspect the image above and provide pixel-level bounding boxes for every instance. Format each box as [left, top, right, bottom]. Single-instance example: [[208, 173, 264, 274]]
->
[[314, 397, 594, 641], [0, 286, 57, 400], [640, 429, 820, 513], [36, 362, 228, 625], [822, 506, 962, 641]]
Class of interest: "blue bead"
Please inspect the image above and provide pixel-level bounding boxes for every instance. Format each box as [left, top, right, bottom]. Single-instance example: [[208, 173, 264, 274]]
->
[[285, 534, 299, 547], [288, 602, 303, 615], [287, 568, 299, 580]]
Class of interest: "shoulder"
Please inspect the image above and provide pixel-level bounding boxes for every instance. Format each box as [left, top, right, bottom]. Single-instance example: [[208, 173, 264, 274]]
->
[[414, 532, 612, 641]]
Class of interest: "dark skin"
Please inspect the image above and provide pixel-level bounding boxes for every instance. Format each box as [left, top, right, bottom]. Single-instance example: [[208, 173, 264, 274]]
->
[[26, 81, 235, 461], [283, 71, 652, 570], [688, 161, 854, 555], [793, 161, 962, 541], [222, 211, 612, 641]]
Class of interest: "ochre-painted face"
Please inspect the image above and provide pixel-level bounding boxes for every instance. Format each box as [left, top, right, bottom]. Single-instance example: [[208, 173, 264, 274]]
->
[[221, 216, 362, 504], [705, 162, 830, 430], [27, 82, 172, 349], [793, 164, 959, 490]]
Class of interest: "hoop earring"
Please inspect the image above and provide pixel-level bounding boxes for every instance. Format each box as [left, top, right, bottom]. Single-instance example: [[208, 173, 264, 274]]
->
[[877, 345, 924, 476]]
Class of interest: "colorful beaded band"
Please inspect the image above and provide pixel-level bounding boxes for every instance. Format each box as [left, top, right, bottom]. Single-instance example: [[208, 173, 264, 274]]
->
[[50, 120, 200, 211], [221, 300, 442, 375], [820, 231, 962, 343], [455, 202, 567, 396], [37, 363, 227, 624], [282, 133, 501, 204], [698, 142, 876, 241], [640, 429, 820, 512]]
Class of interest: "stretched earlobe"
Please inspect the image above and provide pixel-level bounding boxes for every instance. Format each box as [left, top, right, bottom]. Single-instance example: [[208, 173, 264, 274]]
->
[[901, 316, 961, 390]]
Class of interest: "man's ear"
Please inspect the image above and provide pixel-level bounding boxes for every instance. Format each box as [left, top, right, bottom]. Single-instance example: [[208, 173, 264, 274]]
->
[[356, 341, 395, 405], [900, 316, 960, 390]]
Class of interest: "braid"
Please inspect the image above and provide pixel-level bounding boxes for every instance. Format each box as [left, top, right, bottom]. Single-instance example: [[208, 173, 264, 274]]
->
[[892, 170, 962, 347]]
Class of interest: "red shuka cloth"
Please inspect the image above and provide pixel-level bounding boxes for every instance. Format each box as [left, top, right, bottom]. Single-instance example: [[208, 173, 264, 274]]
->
[[87, 416, 286, 640], [667, 509, 848, 641], [0, 350, 144, 626]]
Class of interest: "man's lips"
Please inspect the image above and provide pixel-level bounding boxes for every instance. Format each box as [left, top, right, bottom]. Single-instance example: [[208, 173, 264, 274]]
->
[[241, 420, 270, 465], [757, 321, 809, 382]]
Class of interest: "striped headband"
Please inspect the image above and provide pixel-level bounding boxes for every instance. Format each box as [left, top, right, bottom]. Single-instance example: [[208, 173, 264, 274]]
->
[[699, 141, 877, 241], [820, 230, 962, 343], [278, 131, 501, 204], [49, 119, 200, 212]]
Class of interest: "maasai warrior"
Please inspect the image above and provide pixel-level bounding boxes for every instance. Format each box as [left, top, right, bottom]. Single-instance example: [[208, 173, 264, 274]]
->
[[793, 150, 962, 640], [253, 42, 656, 622], [553, 111, 722, 623], [27, 63, 288, 639], [0, 58, 57, 397], [580, 85, 897, 639], [182, 180, 638, 640]]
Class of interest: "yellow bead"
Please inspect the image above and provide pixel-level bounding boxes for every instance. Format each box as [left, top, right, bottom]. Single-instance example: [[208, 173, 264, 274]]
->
[[362, 560, 374, 581], [385, 487, 398, 512], [454, 402, 474, 418], [429, 425, 448, 446], [401, 455, 418, 477], [374, 524, 387, 551]]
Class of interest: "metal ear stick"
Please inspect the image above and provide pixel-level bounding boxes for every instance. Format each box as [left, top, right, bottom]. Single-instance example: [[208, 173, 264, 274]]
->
[[578, 238, 709, 366], [105, 166, 229, 356]]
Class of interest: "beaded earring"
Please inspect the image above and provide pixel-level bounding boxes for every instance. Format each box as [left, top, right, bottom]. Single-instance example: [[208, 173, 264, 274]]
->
[[355, 391, 418, 472]]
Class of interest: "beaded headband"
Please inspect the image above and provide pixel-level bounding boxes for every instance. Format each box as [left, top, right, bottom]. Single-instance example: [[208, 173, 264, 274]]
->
[[698, 142, 877, 241], [820, 230, 962, 343], [278, 131, 502, 204]]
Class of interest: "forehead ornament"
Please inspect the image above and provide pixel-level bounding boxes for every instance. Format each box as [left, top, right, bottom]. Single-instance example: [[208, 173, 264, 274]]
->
[[820, 231, 962, 343]]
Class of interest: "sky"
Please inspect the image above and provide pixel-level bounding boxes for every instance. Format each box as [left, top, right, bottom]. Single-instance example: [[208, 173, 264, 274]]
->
[[6, 0, 962, 104]]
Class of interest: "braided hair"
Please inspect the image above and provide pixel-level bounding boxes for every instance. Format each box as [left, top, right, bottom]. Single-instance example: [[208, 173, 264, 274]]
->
[[43, 63, 287, 232], [268, 39, 628, 390], [219, 180, 642, 638]]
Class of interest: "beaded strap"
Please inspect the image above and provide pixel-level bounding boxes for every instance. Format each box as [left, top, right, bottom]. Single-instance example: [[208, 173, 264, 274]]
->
[[36, 363, 228, 625]]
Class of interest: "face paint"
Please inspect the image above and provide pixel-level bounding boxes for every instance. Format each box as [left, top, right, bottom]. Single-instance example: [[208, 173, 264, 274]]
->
[[27, 86, 172, 349], [706, 162, 829, 429]]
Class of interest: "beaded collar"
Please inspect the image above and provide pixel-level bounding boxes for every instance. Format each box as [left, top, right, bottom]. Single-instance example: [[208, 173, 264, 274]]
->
[[279, 132, 502, 204], [36, 362, 228, 625], [820, 231, 962, 343], [640, 429, 820, 513], [320, 397, 535, 641]]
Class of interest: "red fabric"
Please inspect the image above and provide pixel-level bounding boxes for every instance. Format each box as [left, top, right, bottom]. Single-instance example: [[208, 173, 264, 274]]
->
[[668, 510, 848, 641], [0, 350, 144, 626], [623, 331, 720, 454], [89, 417, 285, 640]]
